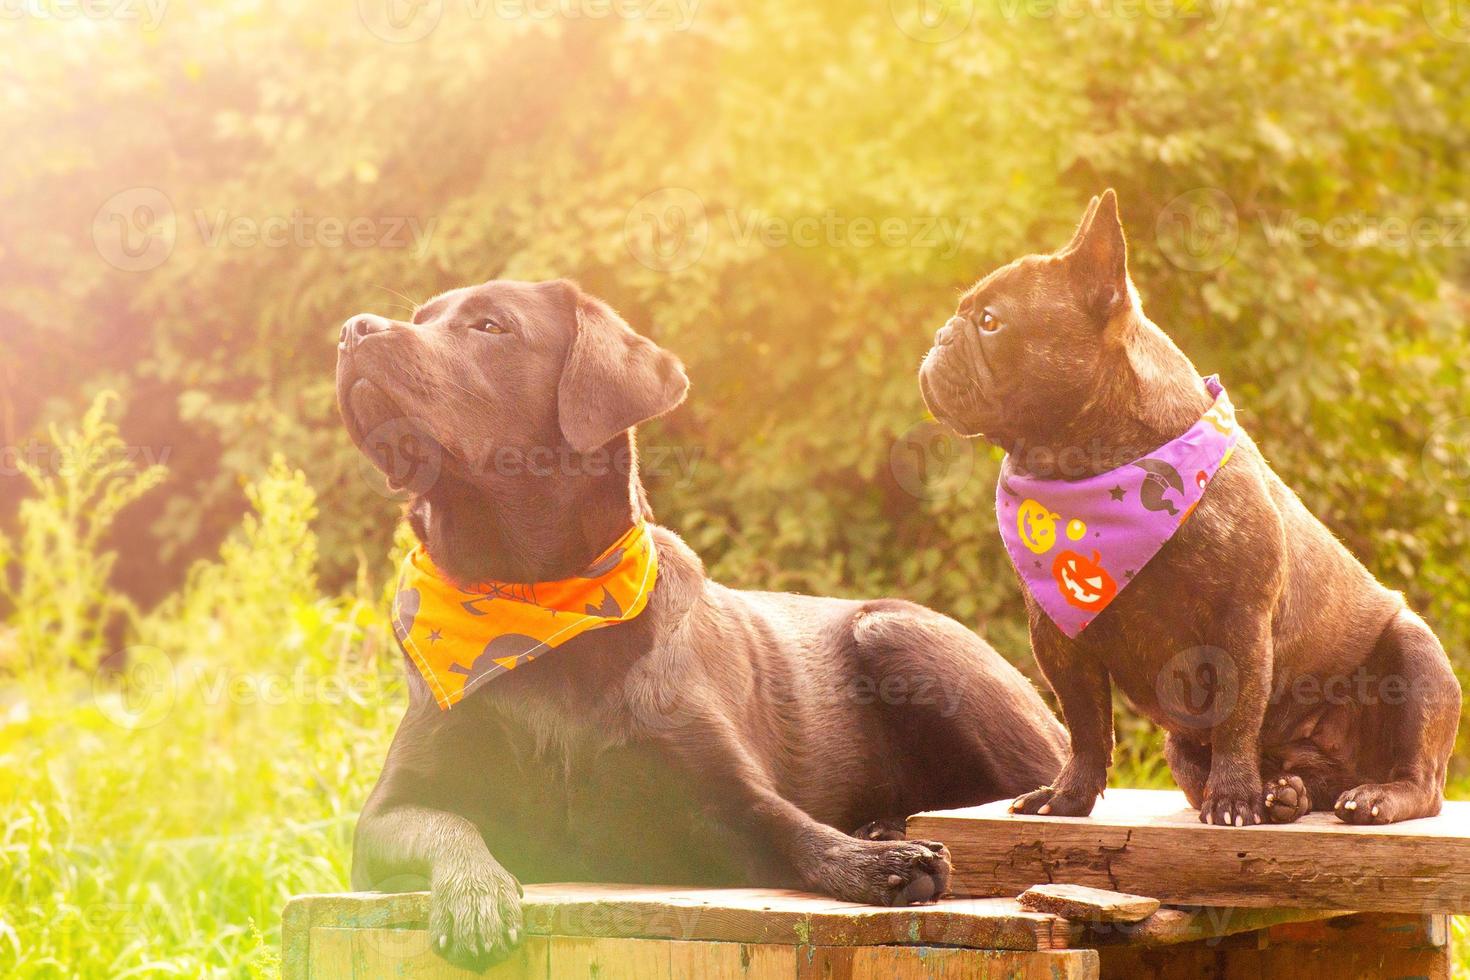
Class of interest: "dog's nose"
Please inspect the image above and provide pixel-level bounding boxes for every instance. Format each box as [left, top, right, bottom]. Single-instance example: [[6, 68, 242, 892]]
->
[[340, 314, 393, 348], [934, 316, 965, 347]]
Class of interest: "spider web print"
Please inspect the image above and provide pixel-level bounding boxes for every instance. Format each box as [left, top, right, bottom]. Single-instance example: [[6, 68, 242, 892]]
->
[[459, 581, 541, 615]]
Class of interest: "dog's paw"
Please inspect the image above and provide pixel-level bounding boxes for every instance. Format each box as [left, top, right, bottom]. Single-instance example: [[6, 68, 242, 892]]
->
[[1334, 783, 1405, 825], [429, 860, 524, 969], [1200, 777, 1264, 826], [851, 817, 907, 842], [1263, 775, 1311, 824], [816, 838, 952, 906], [1009, 784, 1096, 817]]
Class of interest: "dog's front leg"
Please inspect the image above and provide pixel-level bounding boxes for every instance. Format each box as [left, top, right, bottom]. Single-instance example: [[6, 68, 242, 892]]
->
[[1199, 617, 1273, 826], [1010, 621, 1112, 817], [661, 717, 952, 906], [352, 802, 523, 969]]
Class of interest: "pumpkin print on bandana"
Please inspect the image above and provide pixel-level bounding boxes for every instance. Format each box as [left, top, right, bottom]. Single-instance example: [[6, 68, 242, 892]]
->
[[997, 376, 1239, 637]]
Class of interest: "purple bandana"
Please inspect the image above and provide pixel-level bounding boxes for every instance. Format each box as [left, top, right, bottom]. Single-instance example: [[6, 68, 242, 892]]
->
[[997, 376, 1239, 637]]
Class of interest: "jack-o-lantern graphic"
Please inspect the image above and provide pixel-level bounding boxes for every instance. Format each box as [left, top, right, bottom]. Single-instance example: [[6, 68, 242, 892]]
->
[[1051, 550, 1118, 612], [1017, 499, 1061, 554]]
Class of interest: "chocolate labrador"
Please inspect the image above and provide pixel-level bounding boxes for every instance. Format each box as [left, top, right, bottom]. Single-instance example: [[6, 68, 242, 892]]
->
[[919, 190, 1460, 828], [336, 278, 1067, 969]]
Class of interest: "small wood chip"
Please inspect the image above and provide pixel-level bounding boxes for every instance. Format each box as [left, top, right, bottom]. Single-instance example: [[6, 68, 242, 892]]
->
[[1018, 883, 1161, 924]]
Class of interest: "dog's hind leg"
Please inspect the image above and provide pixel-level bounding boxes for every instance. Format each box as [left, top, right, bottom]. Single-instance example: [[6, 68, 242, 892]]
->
[[847, 602, 1069, 809], [1333, 609, 1460, 825], [649, 711, 955, 906], [1259, 749, 1339, 825]]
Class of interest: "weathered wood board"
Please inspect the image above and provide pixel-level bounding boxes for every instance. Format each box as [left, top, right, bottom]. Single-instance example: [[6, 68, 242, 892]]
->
[[283, 884, 1444, 979], [283, 888, 1104, 979], [1099, 913, 1451, 979], [909, 788, 1470, 913], [1018, 883, 1160, 923]]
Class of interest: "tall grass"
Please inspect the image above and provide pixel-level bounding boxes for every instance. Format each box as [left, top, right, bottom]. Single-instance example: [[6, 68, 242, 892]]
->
[[0, 395, 1465, 977], [0, 395, 401, 978]]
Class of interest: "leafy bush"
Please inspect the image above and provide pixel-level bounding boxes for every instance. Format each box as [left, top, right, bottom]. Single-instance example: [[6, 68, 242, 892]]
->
[[3, 1, 1470, 973], [5, 4, 1467, 710], [0, 393, 166, 682], [0, 407, 400, 978]]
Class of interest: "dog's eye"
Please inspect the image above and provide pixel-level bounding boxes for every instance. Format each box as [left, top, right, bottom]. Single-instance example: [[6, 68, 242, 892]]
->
[[474, 319, 510, 335], [979, 310, 1002, 332]]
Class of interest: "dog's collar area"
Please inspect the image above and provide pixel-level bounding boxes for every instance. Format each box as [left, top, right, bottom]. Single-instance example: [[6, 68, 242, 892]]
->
[[390, 522, 660, 708], [997, 376, 1238, 637]]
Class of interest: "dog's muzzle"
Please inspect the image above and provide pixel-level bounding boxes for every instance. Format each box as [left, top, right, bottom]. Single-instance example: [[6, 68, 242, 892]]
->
[[339, 313, 394, 352], [933, 316, 965, 348]]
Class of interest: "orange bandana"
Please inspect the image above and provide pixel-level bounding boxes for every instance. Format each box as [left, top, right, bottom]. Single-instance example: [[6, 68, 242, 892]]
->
[[391, 523, 659, 709]]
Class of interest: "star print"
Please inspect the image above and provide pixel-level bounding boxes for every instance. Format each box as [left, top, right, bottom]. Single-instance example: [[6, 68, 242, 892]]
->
[[1124, 570, 1134, 579], [427, 628, 443, 643], [1109, 485, 1126, 501]]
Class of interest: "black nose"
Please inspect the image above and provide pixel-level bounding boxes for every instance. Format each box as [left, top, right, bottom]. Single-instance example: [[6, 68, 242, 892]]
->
[[934, 316, 965, 347], [340, 314, 392, 348]]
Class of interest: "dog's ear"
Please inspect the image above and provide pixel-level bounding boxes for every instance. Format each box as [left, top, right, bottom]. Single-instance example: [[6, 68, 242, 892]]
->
[[1063, 188, 1129, 318], [1061, 194, 1102, 252], [557, 291, 689, 453]]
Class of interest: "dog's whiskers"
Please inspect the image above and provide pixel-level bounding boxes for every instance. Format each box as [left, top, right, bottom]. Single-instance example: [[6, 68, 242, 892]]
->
[[374, 284, 423, 313]]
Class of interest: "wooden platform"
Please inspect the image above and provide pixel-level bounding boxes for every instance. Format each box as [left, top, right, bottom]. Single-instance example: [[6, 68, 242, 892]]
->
[[909, 787, 1470, 914], [283, 885, 1106, 978], [281, 884, 1448, 978], [282, 789, 1465, 977]]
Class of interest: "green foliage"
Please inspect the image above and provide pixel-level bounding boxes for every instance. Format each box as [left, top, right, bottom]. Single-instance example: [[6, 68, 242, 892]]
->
[[7, 2, 1466, 696], [0, 393, 166, 681], [3, 1, 1470, 974], [145, 455, 321, 667], [1, 441, 399, 978]]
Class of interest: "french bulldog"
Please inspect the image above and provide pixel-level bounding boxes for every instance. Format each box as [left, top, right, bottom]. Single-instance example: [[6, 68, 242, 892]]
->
[[918, 190, 1460, 826]]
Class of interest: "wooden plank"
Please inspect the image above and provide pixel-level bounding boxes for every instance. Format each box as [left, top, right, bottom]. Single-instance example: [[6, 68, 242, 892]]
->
[[520, 883, 1071, 950], [283, 885, 1073, 951], [550, 937, 669, 978], [1018, 883, 1160, 923], [667, 941, 796, 978], [1096, 945, 1222, 980], [800, 946, 1100, 979], [1266, 911, 1449, 949], [1099, 918, 1453, 980], [1081, 906, 1338, 948], [909, 788, 1470, 913], [1243, 941, 1450, 980], [307, 927, 548, 978], [281, 886, 315, 980], [285, 885, 1349, 956]]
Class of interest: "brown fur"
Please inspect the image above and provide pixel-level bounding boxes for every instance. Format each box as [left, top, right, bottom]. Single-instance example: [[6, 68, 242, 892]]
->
[[336, 278, 1067, 969], [919, 190, 1460, 828]]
